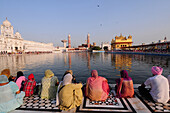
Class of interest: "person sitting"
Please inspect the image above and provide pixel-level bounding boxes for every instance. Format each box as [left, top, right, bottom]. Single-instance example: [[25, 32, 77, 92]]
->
[[1, 69, 16, 81], [14, 71, 27, 91], [23, 73, 36, 97], [0, 75, 25, 113], [85, 70, 110, 101], [138, 66, 169, 103], [115, 70, 134, 98], [41, 69, 59, 99], [58, 73, 83, 111], [168, 75, 170, 95], [61, 70, 76, 83], [56, 70, 75, 106]]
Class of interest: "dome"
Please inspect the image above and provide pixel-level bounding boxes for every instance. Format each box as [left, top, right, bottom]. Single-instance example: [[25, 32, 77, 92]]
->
[[15, 32, 22, 39], [15, 32, 20, 36], [3, 18, 11, 27], [128, 35, 132, 38]]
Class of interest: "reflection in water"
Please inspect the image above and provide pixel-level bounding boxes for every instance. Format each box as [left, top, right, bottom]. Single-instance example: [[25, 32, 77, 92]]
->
[[0, 53, 169, 84], [68, 53, 71, 69], [111, 54, 132, 72]]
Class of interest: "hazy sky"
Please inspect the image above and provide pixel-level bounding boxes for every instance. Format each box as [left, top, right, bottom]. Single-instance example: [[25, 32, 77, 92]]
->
[[0, 0, 170, 47]]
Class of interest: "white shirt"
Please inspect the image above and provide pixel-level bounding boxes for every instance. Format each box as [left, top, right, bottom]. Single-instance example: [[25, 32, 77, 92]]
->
[[144, 75, 169, 103]]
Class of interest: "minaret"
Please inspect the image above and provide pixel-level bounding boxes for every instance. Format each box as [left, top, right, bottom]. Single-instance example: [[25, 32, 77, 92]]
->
[[61, 40, 67, 48], [87, 33, 90, 48], [68, 34, 71, 48]]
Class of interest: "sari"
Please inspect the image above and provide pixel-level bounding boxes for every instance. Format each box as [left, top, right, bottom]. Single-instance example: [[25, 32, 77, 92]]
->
[[58, 74, 83, 111], [115, 70, 134, 98], [85, 70, 110, 101]]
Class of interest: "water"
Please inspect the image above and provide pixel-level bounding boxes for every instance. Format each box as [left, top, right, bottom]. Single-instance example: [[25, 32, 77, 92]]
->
[[0, 52, 170, 84]]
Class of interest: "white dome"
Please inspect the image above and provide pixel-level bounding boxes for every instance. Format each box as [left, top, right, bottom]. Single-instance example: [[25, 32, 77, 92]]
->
[[15, 32, 20, 36], [3, 18, 11, 27], [15, 32, 22, 39]]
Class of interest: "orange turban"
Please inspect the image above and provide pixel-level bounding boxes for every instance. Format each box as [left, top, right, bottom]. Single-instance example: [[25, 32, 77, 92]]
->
[[1, 69, 10, 78]]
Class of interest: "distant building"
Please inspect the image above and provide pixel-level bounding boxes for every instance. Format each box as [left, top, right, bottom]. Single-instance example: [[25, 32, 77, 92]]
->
[[0, 18, 54, 53], [101, 42, 111, 50], [111, 34, 133, 50], [158, 37, 167, 43]]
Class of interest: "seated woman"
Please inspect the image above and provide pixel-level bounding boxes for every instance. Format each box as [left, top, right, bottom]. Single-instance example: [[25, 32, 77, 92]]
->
[[61, 70, 76, 83], [41, 69, 59, 99], [85, 70, 110, 101], [23, 73, 36, 97], [58, 73, 83, 111], [56, 70, 75, 106], [15, 71, 27, 91], [1, 69, 15, 81], [115, 70, 134, 98], [0, 75, 25, 113]]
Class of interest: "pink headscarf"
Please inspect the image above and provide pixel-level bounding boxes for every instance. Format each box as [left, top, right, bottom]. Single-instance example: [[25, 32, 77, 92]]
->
[[91, 70, 98, 78], [85, 70, 110, 101], [151, 66, 163, 75]]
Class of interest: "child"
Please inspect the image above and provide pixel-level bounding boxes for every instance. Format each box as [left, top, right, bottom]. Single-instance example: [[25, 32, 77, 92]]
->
[[23, 73, 36, 97]]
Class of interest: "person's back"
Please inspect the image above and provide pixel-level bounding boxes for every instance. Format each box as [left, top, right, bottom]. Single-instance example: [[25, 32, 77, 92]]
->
[[23, 73, 36, 97], [86, 70, 110, 101], [121, 79, 134, 97], [58, 74, 83, 111], [146, 75, 169, 103], [0, 75, 25, 112], [87, 76, 104, 100], [59, 83, 82, 109], [41, 70, 59, 99], [115, 70, 134, 98]]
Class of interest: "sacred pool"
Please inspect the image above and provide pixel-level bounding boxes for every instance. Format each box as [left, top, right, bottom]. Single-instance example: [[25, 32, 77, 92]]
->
[[0, 52, 169, 84]]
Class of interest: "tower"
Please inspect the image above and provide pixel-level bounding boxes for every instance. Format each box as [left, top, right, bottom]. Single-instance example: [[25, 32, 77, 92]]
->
[[61, 40, 67, 48], [68, 34, 71, 48], [87, 33, 90, 48]]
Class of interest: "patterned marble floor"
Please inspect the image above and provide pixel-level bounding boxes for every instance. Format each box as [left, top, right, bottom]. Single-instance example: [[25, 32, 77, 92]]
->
[[13, 85, 170, 113]]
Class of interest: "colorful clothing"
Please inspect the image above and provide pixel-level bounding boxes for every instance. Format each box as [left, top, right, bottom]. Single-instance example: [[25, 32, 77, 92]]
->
[[115, 70, 134, 98], [85, 70, 110, 101], [0, 75, 25, 113], [41, 70, 59, 99], [15, 76, 27, 90], [58, 74, 83, 111], [144, 75, 169, 103], [23, 73, 36, 97]]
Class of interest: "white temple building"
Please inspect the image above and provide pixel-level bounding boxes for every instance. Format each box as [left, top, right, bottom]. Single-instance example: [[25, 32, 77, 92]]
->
[[0, 18, 54, 54]]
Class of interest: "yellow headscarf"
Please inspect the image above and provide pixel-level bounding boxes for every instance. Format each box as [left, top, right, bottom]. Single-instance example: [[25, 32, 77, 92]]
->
[[1, 69, 10, 78], [45, 69, 54, 78]]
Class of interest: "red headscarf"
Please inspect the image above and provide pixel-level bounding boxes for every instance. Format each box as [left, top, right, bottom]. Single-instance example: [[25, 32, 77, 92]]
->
[[28, 73, 34, 80]]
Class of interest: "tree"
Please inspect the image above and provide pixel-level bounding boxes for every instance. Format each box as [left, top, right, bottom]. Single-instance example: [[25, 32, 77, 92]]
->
[[92, 46, 101, 50]]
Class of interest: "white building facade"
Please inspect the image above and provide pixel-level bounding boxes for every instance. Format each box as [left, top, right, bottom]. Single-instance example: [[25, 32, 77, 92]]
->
[[0, 18, 54, 53], [101, 42, 111, 50]]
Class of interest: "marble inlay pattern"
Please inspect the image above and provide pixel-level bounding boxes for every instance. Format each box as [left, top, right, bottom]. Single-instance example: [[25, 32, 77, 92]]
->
[[135, 90, 170, 112], [17, 95, 61, 112]]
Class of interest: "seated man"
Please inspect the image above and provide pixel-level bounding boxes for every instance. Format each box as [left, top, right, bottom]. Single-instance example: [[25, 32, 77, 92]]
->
[[138, 66, 169, 103]]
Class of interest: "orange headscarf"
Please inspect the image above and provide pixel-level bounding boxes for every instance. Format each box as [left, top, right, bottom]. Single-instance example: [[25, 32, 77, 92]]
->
[[1, 69, 10, 78]]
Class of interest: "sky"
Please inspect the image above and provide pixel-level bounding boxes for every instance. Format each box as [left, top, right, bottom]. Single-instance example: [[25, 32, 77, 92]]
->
[[0, 0, 170, 47]]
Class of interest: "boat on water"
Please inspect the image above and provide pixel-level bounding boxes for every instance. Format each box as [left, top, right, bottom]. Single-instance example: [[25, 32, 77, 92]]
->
[[92, 50, 105, 52]]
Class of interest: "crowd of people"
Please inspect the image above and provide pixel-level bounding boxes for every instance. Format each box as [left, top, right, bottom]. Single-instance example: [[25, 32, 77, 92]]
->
[[0, 66, 169, 112]]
